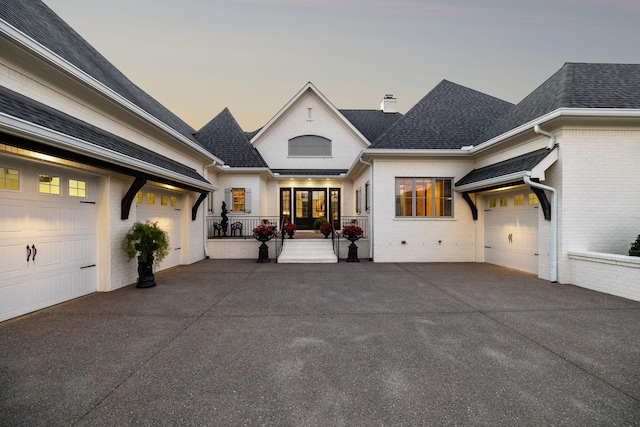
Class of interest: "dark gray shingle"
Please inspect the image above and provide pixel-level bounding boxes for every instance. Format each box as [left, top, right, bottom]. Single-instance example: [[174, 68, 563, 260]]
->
[[455, 148, 554, 187], [0, 85, 209, 185], [475, 63, 640, 144], [195, 109, 268, 168], [370, 80, 514, 149], [339, 110, 403, 143]]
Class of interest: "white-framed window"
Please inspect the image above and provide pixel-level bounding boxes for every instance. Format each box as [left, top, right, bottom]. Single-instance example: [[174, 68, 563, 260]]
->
[[136, 191, 143, 203], [170, 196, 177, 208], [224, 188, 252, 213], [529, 193, 539, 205], [499, 196, 507, 207], [514, 194, 524, 206], [395, 177, 452, 217], [356, 187, 361, 214], [146, 192, 155, 204], [288, 135, 332, 157], [68, 179, 86, 197], [488, 197, 497, 208], [0, 167, 20, 191], [161, 195, 168, 206], [38, 174, 60, 195]]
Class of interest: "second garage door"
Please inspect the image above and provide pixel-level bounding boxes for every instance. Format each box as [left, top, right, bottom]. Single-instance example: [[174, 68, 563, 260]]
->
[[484, 189, 539, 275], [136, 188, 183, 272]]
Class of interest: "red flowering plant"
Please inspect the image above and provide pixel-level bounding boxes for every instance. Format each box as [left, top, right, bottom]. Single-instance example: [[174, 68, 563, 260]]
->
[[342, 225, 363, 240], [252, 224, 275, 241], [319, 222, 333, 236], [284, 223, 297, 233]]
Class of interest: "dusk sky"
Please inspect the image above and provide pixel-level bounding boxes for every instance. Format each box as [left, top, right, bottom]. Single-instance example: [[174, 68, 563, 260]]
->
[[44, 0, 638, 132]]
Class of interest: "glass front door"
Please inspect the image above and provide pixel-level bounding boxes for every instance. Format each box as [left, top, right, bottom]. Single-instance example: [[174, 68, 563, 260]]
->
[[294, 188, 326, 230]]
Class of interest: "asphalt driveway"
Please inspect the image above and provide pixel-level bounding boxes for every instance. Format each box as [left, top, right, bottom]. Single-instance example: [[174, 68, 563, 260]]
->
[[1, 260, 639, 426]]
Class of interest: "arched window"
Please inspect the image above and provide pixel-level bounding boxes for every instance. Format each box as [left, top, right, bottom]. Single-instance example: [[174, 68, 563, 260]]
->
[[288, 135, 332, 157]]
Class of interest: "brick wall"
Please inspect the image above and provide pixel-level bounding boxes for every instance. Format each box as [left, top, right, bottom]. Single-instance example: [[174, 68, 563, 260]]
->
[[569, 252, 640, 301]]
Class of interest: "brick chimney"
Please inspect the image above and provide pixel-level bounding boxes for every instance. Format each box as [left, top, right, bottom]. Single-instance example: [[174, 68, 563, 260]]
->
[[380, 94, 397, 113]]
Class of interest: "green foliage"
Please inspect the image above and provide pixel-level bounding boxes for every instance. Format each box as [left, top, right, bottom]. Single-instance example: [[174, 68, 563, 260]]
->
[[313, 216, 328, 230], [121, 220, 170, 267], [629, 234, 640, 257]]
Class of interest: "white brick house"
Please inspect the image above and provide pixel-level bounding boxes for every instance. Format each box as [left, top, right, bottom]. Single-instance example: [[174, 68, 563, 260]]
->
[[1, 1, 639, 322]]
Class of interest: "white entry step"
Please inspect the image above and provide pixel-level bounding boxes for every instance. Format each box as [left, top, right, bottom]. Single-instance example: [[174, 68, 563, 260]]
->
[[278, 239, 338, 263]]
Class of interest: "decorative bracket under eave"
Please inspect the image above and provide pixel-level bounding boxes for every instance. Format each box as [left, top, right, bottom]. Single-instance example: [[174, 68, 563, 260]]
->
[[530, 185, 551, 221], [121, 177, 147, 220], [192, 192, 209, 221], [462, 192, 478, 221]]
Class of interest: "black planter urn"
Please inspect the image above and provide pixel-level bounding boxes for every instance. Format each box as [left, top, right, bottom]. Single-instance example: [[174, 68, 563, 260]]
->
[[136, 255, 156, 288], [346, 237, 360, 262], [255, 235, 273, 263]]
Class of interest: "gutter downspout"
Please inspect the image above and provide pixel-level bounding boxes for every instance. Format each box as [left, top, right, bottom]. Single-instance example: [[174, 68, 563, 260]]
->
[[203, 160, 219, 259], [534, 124, 556, 149], [359, 155, 374, 261], [529, 124, 558, 282]]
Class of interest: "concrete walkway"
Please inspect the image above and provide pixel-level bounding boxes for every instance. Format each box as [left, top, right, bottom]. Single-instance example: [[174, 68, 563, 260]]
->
[[1, 261, 639, 426]]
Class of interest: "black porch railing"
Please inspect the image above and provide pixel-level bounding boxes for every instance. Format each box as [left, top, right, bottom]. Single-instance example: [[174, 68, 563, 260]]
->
[[339, 216, 368, 238], [206, 216, 279, 239]]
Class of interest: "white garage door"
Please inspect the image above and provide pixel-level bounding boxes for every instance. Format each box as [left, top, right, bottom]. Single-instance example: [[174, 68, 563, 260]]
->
[[136, 188, 182, 272], [484, 189, 539, 274], [0, 162, 97, 322]]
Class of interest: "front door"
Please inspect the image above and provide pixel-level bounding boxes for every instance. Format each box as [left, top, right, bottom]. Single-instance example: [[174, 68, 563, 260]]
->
[[294, 189, 326, 230]]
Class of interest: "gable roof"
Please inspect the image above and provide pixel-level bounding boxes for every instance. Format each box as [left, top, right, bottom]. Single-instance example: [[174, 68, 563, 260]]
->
[[0, 0, 200, 146], [250, 82, 370, 147], [475, 63, 640, 145], [339, 110, 403, 143], [370, 80, 514, 149], [195, 108, 268, 168], [0, 85, 213, 190]]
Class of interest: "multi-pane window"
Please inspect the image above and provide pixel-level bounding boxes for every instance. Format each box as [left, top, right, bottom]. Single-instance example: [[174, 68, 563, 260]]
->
[[395, 177, 452, 217], [528, 193, 539, 205], [68, 179, 86, 197], [233, 189, 245, 212], [39, 174, 60, 194], [136, 191, 143, 203], [488, 198, 497, 208], [499, 196, 507, 207], [161, 195, 168, 206], [170, 196, 177, 208], [0, 167, 19, 191], [146, 192, 155, 204], [514, 194, 524, 206]]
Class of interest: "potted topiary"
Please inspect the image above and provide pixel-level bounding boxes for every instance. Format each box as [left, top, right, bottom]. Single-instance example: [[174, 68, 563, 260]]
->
[[313, 216, 328, 233], [121, 220, 170, 288], [629, 234, 640, 257]]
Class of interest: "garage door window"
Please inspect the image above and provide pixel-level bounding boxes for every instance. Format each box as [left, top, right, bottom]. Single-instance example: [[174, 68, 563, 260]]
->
[[395, 177, 452, 217], [68, 179, 86, 197], [0, 167, 19, 191], [170, 196, 177, 207], [161, 195, 168, 206], [39, 174, 60, 195], [514, 194, 524, 206], [146, 192, 155, 204], [529, 193, 539, 205], [499, 196, 507, 207]]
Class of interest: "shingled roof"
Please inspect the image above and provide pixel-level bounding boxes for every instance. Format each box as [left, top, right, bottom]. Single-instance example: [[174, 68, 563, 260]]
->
[[370, 80, 514, 149], [455, 147, 555, 188], [475, 63, 640, 144], [195, 108, 268, 168], [339, 110, 403, 143], [0, 0, 199, 145], [0, 85, 210, 187]]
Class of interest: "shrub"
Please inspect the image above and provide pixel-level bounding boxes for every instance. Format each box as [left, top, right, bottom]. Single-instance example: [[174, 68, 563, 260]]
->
[[630, 234, 640, 257], [313, 216, 328, 230]]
